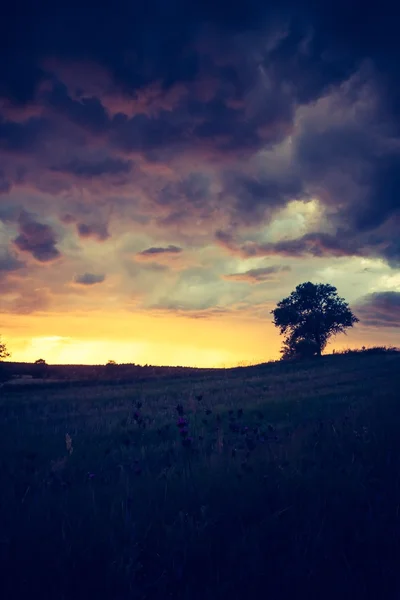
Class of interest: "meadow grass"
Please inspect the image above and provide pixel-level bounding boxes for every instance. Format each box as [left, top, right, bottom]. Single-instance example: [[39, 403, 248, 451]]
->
[[1, 352, 400, 599]]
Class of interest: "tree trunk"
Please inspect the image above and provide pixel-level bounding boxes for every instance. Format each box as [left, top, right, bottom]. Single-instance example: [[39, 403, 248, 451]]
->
[[315, 332, 322, 357]]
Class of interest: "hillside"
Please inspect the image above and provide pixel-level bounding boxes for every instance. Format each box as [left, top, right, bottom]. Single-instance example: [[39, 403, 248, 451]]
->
[[1, 352, 400, 599]]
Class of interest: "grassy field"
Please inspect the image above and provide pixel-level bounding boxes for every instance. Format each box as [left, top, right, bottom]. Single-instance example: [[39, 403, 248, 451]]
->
[[1, 353, 400, 599]]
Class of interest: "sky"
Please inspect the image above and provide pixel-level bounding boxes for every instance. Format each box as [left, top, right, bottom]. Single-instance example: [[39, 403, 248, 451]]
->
[[1, 0, 399, 366]]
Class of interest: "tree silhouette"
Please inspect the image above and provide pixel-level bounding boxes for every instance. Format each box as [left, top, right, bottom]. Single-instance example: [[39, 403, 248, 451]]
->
[[0, 337, 10, 383], [33, 358, 48, 378], [34, 358, 47, 365], [272, 282, 359, 358], [0, 337, 10, 361]]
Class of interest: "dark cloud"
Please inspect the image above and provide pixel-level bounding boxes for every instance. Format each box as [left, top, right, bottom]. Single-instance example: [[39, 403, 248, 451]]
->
[[52, 156, 132, 178], [1, 0, 400, 272], [223, 265, 290, 283], [355, 292, 400, 328], [294, 102, 400, 249], [0, 117, 49, 153], [44, 82, 109, 135], [137, 245, 182, 257], [221, 170, 304, 224], [0, 249, 25, 273], [13, 211, 61, 262], [215, 230, 399, 264], [76, 222, 110, 242], [60, 214, 77, 225], [74, 272, 105, 285], [0, 170, 11, 194], [239, 233, 361, 259]]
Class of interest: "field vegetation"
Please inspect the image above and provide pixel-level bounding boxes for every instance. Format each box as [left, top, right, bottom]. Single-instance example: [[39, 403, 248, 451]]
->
[[1, 350, 400, 599]]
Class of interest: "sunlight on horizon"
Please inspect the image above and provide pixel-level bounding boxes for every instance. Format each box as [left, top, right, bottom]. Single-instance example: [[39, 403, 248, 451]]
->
[[2, 311, 275, 367]]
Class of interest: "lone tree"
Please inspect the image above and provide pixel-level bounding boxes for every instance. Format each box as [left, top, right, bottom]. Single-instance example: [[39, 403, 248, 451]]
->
[[33, 358, 48, 379], [271, 282, 359, 359]]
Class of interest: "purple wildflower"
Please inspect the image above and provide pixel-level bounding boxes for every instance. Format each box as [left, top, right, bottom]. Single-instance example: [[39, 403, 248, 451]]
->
[[177, 416, 187, 428]]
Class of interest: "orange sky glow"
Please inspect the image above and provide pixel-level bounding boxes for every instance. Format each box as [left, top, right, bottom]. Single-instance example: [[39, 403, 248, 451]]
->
[[2, 308, 398, 367]]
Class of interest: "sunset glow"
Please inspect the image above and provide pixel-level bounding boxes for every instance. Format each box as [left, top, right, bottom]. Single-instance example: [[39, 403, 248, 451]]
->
[[1, 2, 399, 365]]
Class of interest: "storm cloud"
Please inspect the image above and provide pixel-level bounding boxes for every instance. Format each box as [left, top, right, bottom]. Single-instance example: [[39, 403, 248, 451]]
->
[[1, 0, 399, 329], [355, 292, 400, 328], [13, 212, 61, 263]]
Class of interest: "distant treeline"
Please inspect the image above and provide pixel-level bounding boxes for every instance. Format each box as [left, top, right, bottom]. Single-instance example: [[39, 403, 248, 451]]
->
[[0, 361, 216, 384]]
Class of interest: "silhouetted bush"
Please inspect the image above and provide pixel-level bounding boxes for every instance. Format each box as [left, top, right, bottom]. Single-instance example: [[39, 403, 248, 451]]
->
[[334, 346, 400, 356], [32, 358, 49, 378]]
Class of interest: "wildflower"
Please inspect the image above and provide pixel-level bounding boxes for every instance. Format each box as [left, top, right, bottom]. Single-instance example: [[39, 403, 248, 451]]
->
[[180, 428, 189, 438], [133, 412, 140, 421], [88, 472, 95, 479], [177, 416, 187, 428], [65, 433, 73, 455]]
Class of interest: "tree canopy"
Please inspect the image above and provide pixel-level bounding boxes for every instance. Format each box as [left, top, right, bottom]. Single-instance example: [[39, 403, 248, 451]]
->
[[271, 282, 359, 359]]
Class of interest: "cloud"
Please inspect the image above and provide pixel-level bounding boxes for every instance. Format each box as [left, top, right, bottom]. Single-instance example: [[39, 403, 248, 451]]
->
[[137, 245, 183, 257], [0, 116, 49, 153], [51, 157, 133, 178], [0, 249, 25, 273], [1, 0, 400, 331], [13, 211, 61, 262], [76, 222, 110, 242], [74, 272, 105, 285], [215, 230, 395, 263], [44, 82, 110, 135], [223, 265, 290, 283], [0, 170, 11, 194], [355, 292, 400, 328]]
